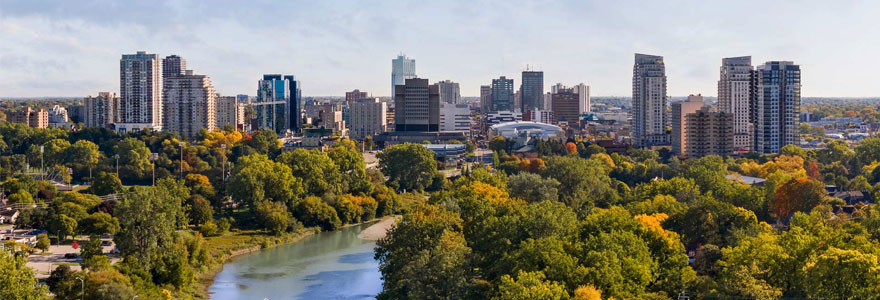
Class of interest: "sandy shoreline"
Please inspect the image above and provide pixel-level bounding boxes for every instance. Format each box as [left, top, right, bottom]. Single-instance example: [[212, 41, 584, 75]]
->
[[358, 216, 398, 240]]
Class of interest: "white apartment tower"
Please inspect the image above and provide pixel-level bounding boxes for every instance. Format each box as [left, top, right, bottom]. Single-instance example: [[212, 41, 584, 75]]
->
[[718, 56, 754, 151], [118, 51, 163, 132], [163, 70, 217, 139], [391, 54, 416, 100], [632, 53, 669, 147], [349, 98, 387, 140]]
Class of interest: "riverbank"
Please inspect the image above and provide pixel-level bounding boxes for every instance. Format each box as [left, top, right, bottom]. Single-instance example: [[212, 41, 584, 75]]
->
[[193, 228, 318, 298], [197, 217, 398, 298], [358, 215, 398, 240]]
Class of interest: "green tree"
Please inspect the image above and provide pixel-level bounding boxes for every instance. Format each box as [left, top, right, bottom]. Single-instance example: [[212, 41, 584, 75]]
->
[[112, 137, 153, 179], [7, 189, 34, 205], [328, 139, 373, 195], [376, 205, 468, 299], [66, 140, 100, 179], [113, 186, 179, 266], [278, 148, 341, 196], [542, 156, 618, 212], [188, 194, 214, 225], [229, 154, 303, 210], [81, 235, 110, 271], [36, 233, 50, 252], [494, 271, 568, 300], [335, 195, 364, 224], [378, 143, 438, 191], [89, 172, 123, 196], [79, 212, 120, 235], [294, 196, 342, 230], [50, 214, 77, 241], [802, 247, 880, 299], [254, 200, 290, 235], [364, 136, 375, 151], [0, 250, 51, 300], [508, 172, 560, 203], [242, 129, 281, 156], [28, 138, 70, 167]]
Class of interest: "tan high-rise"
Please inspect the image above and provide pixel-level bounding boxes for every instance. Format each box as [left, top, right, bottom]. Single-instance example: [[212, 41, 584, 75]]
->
[[671, 94, 703, 156], [718, 56, 753, 151], [163, 70, 217, 139]]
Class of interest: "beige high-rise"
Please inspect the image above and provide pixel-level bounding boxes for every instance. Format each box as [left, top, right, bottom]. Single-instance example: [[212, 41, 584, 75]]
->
[[350, 98, 387, 139], [85, 92, 117, 128], [718, 56, 753, 151], [671, 94, 704, 156], [163, 70, 217, 139], [216, 95, 245, 130]]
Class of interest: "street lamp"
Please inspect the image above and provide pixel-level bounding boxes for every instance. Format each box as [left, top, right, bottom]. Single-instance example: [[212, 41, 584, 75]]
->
[[114, 154, 120, 177], [67, 168, 72, 186], [150, 153, 159, 186], [179, 142, 185, 179], [220, 144, 227, 183], [75, 277, 84, 300], [40, 145, 44, 181]]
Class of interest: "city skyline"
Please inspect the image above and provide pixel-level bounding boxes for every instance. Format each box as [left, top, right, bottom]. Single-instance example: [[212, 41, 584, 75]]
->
[[1, 1, 878, 97]]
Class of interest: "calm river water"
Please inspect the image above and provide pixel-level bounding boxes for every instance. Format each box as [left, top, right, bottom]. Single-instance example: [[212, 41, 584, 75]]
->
[[208, 222, 383, 300]]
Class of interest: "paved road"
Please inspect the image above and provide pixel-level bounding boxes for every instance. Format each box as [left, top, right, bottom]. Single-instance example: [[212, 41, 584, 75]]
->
[[27, 238, 117, 278]]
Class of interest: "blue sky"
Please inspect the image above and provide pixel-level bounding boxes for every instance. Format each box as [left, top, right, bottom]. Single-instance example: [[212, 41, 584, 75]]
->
[[1, 0, 878, 97]]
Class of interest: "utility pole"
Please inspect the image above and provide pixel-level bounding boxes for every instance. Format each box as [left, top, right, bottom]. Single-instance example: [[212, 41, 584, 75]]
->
[[220, 144, 227, 183], [114, 154, 120, 177]]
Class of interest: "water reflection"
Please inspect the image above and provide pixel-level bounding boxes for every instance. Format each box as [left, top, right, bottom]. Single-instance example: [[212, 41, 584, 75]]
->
[[209, 223, 383, 300]]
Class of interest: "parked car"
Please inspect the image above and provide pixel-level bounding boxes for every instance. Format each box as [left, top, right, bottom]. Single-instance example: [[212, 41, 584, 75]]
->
[[101, 241, 112, 246], [63, 253, 79, 259]]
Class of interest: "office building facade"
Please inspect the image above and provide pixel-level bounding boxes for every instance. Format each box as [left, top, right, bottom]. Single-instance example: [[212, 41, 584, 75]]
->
[[440, 103, 470, 132], [632, 53, 669, 147], [394, 78, 440, 132], [491, 76, 514, 112], [391, 54, 416, 99], [551, 87, 580, 128], [162, 55, 186, 79], [521, 70, 544, 112], [253, 74, 300, 133]]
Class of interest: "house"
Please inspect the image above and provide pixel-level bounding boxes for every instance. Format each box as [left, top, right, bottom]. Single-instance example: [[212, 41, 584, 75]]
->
[[725, 174, 766, 186], [831, 191, 872, 205], [0, 209, 19, 224]]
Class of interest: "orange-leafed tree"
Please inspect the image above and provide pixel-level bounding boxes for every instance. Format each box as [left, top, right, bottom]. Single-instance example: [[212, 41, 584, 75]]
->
[[565, 142, 578, 155], [772, 177, 826, 221]]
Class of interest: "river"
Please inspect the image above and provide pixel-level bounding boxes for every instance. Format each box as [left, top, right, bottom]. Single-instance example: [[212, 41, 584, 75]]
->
[[208, 222, 383, 300]]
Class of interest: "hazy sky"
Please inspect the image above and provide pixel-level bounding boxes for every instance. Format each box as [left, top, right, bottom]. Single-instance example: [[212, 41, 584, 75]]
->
[[1, 0, 878, 98]]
